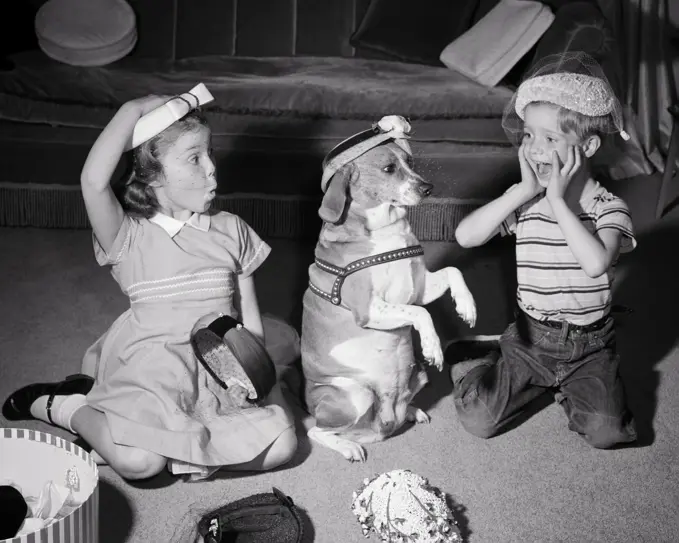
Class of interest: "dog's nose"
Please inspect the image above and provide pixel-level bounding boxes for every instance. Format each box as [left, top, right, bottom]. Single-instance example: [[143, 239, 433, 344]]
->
[[417, 182, 434, 196], [379, 419, 396, 435]]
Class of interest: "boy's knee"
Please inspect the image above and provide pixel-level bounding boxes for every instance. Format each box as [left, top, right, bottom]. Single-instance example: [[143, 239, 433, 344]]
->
[[455, 403, 501, 439], [116, 448, 167, 480], [580, 414, 637, 449], [264, 427, 297, 469], [460, 419, 500, 440]]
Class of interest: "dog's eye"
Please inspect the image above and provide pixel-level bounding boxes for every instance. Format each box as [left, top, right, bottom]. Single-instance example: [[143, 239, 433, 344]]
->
[[383, 164, 397, 174]]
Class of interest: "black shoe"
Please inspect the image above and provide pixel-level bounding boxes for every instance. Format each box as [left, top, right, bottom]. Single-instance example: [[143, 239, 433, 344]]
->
[[2, 374, 95, 425]]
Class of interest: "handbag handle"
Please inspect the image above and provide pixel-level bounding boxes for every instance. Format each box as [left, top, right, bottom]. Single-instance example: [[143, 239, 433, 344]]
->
[[206, 314, 242, 338]]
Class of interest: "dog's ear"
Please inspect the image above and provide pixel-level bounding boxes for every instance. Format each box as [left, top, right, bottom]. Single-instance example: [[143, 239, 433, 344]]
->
[[318, 164, 356, 224]]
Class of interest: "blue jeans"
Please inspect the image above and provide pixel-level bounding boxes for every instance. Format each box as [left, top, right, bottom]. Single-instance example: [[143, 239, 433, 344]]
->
[[454, 310, 637, 448]]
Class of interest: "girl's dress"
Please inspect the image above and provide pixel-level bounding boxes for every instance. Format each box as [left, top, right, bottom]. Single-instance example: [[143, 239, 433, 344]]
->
[[81, 211, 300, 472]]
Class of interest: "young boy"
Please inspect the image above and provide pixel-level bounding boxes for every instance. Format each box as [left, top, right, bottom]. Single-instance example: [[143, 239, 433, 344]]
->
[[450, 62, 637, 449]]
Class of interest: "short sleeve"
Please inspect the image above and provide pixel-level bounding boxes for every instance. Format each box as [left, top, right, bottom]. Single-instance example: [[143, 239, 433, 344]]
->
[[500, 184, 522, 236], [595, 196, 637, 253], [234, 216, 271, 278], [93, 214, 138, 267]]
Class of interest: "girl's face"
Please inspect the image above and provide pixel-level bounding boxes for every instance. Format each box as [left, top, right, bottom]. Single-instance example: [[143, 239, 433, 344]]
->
[[522, 102, 582, 187], [154, 125, 217, 218]]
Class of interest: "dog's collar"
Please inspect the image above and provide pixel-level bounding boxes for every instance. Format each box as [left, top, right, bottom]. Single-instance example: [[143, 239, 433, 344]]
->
[[309, 245, 424, 307]]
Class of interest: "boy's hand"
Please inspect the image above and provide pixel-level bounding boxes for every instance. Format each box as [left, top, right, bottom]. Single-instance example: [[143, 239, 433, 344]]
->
[[518, 142, 544, 200], [546, 146, 582, 202]]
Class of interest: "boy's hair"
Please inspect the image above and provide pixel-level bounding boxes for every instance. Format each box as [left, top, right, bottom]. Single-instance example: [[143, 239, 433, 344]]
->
[[115, 110, 209, 218], [529, 100, 616, 141]]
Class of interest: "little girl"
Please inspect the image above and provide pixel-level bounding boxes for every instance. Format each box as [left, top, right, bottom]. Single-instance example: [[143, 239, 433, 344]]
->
[[3, 90, 300, 480]]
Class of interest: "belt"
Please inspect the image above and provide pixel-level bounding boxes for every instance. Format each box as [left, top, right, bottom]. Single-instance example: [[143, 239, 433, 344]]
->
[[520, 309, 611, 333]]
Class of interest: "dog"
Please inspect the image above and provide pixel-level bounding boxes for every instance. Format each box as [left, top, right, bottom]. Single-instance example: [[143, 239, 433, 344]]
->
[[299, 116, 477, 462]]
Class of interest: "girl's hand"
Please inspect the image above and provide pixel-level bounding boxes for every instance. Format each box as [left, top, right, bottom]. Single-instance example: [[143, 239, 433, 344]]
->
[[125, 94, 173, 118], [226, 384, 251, 408], [518, 142, 544, 200], [546, 146, 582, 202]]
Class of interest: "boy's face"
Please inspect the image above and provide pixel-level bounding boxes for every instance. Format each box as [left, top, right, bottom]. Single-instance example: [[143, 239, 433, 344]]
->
[[154, 125, 218, 216], [522, 102, 582, 187]]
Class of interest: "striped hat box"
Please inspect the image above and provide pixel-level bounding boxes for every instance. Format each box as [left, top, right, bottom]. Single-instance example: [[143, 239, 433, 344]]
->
[[1, 428, 99, 543]]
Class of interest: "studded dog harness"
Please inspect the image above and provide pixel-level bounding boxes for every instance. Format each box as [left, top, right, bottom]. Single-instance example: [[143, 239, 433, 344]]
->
[[309, 245, 424, 308]]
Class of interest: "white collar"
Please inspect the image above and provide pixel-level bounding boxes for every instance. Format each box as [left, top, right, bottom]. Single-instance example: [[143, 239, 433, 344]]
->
[[149, 212, 211, 238]]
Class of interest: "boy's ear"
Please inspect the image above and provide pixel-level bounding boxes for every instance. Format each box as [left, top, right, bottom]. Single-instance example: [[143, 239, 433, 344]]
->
[[582, 134, 601, 158]]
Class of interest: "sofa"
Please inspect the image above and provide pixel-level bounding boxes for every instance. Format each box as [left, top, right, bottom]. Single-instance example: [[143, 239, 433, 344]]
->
[[0, 0, 624, 241]]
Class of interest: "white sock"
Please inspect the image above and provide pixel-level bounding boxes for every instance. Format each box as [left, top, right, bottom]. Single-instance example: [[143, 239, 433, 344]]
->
[[90, 450, 108, 465], [29, 394, 88, 433]]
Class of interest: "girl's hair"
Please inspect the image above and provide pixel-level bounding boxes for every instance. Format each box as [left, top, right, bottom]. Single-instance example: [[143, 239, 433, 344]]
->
[[114, 110, 210, 218], [532, 100, 615, 142]]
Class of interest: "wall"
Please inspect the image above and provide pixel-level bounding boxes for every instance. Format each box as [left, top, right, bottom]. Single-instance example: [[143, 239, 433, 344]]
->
[[128, 0, 375, 60]]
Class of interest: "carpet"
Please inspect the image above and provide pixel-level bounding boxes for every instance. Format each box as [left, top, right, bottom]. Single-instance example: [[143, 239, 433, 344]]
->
[[1, 190, 679, 542]]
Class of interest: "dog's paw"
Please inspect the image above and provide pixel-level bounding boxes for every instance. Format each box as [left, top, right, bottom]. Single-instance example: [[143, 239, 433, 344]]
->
[[453, 290, 477, 328], [340, 441, 368, 463], [308, 427, 367, 462], [406, 405, 430, 424], [422, 337, 444, 370]]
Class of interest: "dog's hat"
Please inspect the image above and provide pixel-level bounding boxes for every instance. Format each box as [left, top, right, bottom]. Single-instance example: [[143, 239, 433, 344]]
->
[[190, 314, 277, 403], [321, 115, 412, 193]]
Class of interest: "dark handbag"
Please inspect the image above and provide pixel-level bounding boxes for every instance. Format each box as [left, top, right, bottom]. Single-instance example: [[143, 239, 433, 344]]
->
[[190, 314, 277, 404], [197, 488, 303, 543]]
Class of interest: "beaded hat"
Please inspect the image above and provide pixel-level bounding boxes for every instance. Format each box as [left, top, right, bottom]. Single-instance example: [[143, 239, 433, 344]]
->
[[351, 470, 462, 542], [321, 115, 412, 193], [503, 51, 629, 145]]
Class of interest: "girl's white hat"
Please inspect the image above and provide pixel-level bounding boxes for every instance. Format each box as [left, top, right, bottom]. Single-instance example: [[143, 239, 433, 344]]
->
[[131, 83, 214, 149]]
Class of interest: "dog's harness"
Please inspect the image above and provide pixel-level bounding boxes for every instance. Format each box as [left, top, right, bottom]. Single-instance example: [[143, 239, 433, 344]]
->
[[309, 245, 424, 307]]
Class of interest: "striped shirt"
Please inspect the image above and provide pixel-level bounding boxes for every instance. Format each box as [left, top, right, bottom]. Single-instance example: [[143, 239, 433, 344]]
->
[[500, 181, 636, 325]]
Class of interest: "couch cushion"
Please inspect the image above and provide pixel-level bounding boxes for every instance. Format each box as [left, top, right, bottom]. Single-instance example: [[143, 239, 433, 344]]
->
[[0, 53, 514, 127], [440, 0, 555, 87], [527, 2, 617, 87], [349, 0, 481, 66]]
